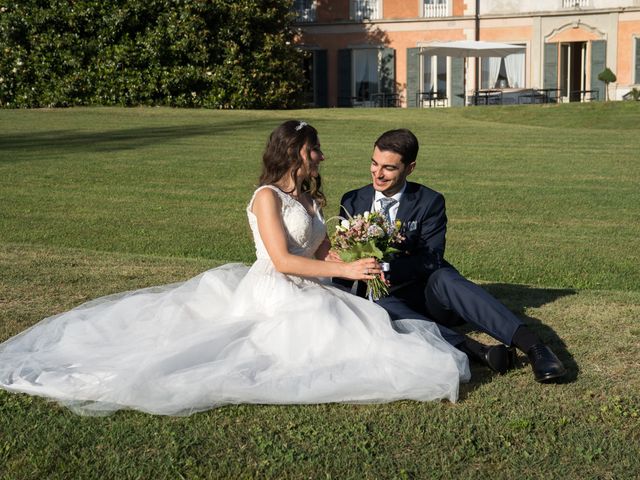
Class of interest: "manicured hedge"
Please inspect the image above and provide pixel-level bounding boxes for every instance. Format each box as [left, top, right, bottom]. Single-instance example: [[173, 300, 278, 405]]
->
[[0, 0, 305, 108]]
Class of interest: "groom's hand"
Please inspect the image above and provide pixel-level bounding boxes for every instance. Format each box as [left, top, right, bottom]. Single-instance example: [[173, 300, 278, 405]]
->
[[325, 250, 343, 262]]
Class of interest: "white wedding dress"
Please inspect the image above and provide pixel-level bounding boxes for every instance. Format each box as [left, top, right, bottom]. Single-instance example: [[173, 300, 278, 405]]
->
[[0, 186, 469, 415]]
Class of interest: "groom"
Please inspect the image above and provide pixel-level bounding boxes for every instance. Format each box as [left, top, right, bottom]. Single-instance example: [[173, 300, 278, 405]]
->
[[338, 129, 566, 383]]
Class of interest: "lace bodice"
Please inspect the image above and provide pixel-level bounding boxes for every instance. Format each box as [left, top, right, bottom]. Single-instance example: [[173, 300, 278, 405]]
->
[[247, 186, 327, 261]]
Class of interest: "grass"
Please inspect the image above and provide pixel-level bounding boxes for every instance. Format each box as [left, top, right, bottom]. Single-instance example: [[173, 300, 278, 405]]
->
[[1, 103, 639, 479]]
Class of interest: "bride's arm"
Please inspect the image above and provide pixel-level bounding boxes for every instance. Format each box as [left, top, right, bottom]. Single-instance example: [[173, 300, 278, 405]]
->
[[252, 189, 379, 281]]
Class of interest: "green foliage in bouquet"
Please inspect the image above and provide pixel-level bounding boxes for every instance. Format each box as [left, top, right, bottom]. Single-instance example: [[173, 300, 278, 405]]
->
[[0, 0, 305, 108], [336, 234, 399, 264], [331, 211, 405, 300]]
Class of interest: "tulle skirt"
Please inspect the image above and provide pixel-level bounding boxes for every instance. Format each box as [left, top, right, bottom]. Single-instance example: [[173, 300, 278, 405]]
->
[[0, 260, 469, 415]]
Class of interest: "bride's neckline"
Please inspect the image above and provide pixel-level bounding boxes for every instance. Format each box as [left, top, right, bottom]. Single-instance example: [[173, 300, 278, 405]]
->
[[272, 185, 317, 218]]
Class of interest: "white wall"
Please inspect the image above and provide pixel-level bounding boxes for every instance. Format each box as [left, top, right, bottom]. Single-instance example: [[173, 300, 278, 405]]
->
[[480, 0, 639, 15]]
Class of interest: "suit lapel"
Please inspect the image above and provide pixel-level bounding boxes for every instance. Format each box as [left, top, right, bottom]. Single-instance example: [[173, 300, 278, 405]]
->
[[353, 185, 375, 215], [396, 182, 417, 223]]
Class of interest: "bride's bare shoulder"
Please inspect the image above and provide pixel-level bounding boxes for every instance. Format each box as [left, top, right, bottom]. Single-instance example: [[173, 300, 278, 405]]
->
[[250, 185, 282, 213]]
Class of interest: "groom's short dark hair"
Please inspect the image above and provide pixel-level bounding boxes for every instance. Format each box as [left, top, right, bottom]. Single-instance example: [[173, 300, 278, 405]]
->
[[374, 129, 419, 165]]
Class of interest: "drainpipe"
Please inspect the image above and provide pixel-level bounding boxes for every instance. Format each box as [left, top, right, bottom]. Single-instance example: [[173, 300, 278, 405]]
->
[[474, 0, 480, 92]]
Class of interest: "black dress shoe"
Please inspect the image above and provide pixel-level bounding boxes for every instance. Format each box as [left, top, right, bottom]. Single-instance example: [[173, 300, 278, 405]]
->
[[479, 344, 510, 374], [527, 344, 567, 383]]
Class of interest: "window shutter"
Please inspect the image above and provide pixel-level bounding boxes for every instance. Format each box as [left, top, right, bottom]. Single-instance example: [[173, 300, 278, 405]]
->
[[543, 43, 558, 90], [450, 57, 464, 106], [406, 48, 420, 107], [314, 50, 328, 107], [635, 38, 640, 84], [380, 48, 395, 93], [590, 40, 606, 101], [338, 49, 352, 107]]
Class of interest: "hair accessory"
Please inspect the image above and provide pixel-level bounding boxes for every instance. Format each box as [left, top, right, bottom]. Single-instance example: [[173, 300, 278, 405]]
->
[[295, 121, 308, 131]]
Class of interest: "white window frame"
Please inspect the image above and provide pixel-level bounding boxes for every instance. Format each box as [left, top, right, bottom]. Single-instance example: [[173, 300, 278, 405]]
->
[[352, 48, 383, 105], [422, 0, 449, 18], [421, 53, 447, 95], [634, 34, 640, 85], [561, 0, 590, 8], [479, 45, 527, 90], [351, 0, 382, 22], [294, 0, 317, 23]]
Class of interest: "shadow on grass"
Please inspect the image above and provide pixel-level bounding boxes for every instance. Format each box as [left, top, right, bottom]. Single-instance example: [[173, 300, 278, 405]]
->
[[456, 284, 578, 397], [0, 118, 276, 159]]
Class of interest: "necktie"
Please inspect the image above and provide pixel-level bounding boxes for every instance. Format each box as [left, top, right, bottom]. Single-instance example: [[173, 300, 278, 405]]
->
[[377, 197, 397, 223]]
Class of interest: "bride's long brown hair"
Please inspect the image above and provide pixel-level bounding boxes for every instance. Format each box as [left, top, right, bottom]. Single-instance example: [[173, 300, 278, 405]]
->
[[259, 120, 326, 208]]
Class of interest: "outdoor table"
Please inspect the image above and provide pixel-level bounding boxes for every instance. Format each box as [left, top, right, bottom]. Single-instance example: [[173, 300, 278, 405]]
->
[[537, 88, 561, 103], [472, 89, 503, 105], [416, 91, 447, 108], [517, 91, 547, 104], [570, 90, 599, 102], [372, 92, 400, 107]]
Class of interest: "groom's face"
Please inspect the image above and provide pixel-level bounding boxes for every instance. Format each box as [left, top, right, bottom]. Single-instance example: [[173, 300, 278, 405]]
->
[[370, 147, 415, 196]]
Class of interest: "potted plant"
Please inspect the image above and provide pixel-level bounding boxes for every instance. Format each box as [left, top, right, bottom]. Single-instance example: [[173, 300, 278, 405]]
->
[[597, 68, 617, 101]]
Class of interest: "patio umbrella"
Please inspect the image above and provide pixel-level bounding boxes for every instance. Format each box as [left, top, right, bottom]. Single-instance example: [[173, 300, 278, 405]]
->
[[421, 40, 526, 105], [421, 40, 525, 58]]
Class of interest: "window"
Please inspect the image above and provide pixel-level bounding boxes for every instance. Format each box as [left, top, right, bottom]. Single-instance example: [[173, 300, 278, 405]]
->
[[294, 0, 316, 23], [422, 54, 447, 94], [635, 37, 640, 85], [339, 48, 394, 107], [354, 49, 380, 101], [351, 0, 381, 21], [423, 0, 448, 18], [481, 51, 525, 89], [561, 0, 590, 8], [301, 50, 328, 107]]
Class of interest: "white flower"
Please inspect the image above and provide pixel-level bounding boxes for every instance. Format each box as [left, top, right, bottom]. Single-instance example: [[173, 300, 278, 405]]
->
[[16, 59, 23, 66], [363, 210, 370, 220], [191, 91, 197, 98], [341, 219, 350, 229], [367, 224, 383, 237]]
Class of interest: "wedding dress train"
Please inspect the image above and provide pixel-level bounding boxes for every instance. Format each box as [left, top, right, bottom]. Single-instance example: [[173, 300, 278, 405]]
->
[[0, 186, 469, 415]]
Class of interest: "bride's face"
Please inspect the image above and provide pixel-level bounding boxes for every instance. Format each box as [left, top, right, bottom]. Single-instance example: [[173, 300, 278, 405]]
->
[[299, 141, 324, 179]]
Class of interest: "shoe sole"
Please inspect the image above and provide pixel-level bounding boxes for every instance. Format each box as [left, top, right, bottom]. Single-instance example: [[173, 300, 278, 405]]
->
[[535, 369, 567, 383], [486, 345, 509, 374]]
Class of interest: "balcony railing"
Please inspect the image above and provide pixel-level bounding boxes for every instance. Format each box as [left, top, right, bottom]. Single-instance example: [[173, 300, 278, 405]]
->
[[294, 1, 316, 22], [561, 0, 590, 7], [352, 0, 380, 21], [424, 2, 449, 18]]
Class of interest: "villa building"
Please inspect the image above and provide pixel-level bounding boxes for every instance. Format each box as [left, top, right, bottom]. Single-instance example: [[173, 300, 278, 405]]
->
[[294, 0, 640, 107]]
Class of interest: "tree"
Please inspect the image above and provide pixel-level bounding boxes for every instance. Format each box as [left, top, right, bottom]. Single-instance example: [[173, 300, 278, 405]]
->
[[0, 0, 305, 108], [597, 67, 617, 102]]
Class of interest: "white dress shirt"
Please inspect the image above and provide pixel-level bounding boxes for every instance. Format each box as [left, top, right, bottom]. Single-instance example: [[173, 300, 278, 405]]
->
[[371, 183, 406, 223]]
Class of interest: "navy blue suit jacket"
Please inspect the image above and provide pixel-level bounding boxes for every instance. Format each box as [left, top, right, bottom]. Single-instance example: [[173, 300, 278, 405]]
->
[[339, 182, 450, 289]]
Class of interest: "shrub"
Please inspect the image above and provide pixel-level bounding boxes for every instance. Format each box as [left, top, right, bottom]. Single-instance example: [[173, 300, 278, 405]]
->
[[597, 67, 617, 101], [0, 0, 305, 108]]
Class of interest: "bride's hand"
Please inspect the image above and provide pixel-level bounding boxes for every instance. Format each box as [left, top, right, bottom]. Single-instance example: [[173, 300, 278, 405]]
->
[[342, 258, 382, 281]]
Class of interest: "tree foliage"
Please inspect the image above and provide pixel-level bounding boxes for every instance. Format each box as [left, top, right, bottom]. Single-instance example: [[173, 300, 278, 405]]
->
[[597, 67, 616, 85], [0, 0, 305, 108]]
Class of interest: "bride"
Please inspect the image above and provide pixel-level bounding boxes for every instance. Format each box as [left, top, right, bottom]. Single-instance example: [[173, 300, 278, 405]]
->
[[0, 120, 469, 416]]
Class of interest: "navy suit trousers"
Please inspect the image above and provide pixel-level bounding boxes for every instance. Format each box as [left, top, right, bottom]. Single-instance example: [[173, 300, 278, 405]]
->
[[378, 267, 523, 347]]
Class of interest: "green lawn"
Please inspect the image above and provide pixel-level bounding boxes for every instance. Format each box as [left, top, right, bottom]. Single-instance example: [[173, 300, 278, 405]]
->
[[1, 103, 639, 479]]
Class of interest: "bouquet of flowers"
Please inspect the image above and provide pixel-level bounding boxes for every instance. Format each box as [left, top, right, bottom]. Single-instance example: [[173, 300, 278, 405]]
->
[[331, 211, 405, 300]]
